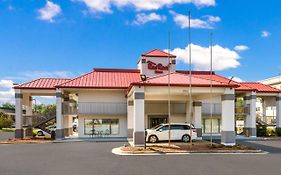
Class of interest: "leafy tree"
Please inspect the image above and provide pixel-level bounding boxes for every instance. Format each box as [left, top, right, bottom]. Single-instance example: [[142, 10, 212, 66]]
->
[[1, 103, 15, 109], [33, 104, 56, 116], [0, 111, 13, 129]]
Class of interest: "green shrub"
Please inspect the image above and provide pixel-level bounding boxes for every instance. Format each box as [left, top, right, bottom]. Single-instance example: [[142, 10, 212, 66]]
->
[[0, 112, 13, 129], [256, 125, 267, 137], [276, 128, 281, 136]]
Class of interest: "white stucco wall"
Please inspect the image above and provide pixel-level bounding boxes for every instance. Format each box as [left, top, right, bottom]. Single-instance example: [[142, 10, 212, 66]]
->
[[78, 90, 126, 103]]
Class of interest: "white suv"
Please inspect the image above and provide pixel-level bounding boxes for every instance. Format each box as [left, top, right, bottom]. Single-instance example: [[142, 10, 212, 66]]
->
[[146, 123, 197, 143]]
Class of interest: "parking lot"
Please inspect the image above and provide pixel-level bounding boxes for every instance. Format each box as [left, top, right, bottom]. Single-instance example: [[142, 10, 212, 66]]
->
[[0, 138, 281, 175]]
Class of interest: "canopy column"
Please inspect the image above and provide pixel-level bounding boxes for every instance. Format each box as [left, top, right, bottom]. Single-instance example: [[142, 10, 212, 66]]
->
[[193, 101, 202, 139], [133, 87, 145, 146], [221, 88, 236, 146], [15, 89, 23, 139]]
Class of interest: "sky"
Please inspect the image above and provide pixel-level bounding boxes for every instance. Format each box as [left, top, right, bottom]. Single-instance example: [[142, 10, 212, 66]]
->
[[0, 0, 281, 104]]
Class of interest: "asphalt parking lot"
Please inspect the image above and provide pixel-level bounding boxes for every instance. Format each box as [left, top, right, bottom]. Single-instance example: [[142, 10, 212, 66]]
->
[[1, 139, 281, 175]]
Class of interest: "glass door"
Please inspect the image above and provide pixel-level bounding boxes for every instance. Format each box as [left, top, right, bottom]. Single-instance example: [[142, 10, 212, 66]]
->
[[148, 115, 168, 128]]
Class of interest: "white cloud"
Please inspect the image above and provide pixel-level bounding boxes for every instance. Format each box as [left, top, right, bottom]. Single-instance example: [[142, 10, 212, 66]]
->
[[77, 0, 215, 13], [167, 43, 240, 71], [170, 11, 220, 29], [0, 80, 14, 89], [0, 80, 15, 105], [229, 76, 243, 82], [38, 1, 62, 22], [234, 45, 249, 52], [0, 89, 14, 105], [132, 12, 166, 25], [261, 30, 271, 38]]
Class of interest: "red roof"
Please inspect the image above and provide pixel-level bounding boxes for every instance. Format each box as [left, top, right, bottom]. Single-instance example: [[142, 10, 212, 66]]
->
[[235, 82, 281, 93], [176, 70, 234, 85], [141, 49, 176, 58], [131, 72, 239, 88], [56, 68, 141, 89], [14, 78, 71, 90]]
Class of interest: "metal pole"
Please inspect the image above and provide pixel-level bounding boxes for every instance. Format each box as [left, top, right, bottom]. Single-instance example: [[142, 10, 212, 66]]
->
[[168, 31, 171, 146], [188, 10, 193, 145], [210, 32, 213, 146]]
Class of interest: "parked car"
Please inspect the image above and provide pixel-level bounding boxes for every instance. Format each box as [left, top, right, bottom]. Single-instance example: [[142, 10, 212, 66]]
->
[[46, 125, 56, 132], [146, 123, 197, 143], [33, 129, 51, 139]]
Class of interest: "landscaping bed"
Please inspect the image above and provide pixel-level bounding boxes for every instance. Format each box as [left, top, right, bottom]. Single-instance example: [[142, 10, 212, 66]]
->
[[119, 140, 261, 154], [0, 138, 53, 144]]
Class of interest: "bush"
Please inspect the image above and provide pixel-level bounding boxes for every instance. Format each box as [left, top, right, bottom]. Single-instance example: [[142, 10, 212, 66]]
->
[[0, 112, 13, 129], [256, 125, 267, 137], [276, 128, 281, 136]]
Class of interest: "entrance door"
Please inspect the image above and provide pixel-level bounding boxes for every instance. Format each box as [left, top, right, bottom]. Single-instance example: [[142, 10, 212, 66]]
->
[[148, 115, 168, 128]]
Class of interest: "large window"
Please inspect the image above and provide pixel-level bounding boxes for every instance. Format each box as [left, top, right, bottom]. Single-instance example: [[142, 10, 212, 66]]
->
[[203, 118, 221, 134], [84, 119, 119, 135]]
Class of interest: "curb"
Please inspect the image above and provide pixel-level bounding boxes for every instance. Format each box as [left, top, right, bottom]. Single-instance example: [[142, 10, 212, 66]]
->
[[112, 147, 268, 156]]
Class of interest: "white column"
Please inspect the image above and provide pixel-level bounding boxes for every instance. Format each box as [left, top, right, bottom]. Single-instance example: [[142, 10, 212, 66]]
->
[[15, 89, 23, 139], [56, 88, 64, 139], [127, 99, 134, 138], [24, 95, 33, 137], [276, 93, 281, 132], [221, 88, 236, 146], [244, 91, 257, 137], [133, 87, 145, 146], [193, 101, 202, 138]]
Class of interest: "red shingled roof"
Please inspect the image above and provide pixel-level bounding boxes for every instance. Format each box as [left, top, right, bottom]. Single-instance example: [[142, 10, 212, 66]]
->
[[131, 72, 239, 88], [141, 49, 176, 58], [14, 78, 71, 90], [236, 82, 281, 93], [56, 68, 141, 89]]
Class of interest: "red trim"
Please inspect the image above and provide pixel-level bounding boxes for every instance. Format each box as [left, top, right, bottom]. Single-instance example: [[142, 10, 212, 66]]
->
[[93, 68, 140, 73], [176, 70, 215, 75]]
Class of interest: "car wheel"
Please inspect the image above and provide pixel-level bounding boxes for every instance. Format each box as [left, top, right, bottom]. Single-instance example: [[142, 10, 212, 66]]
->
[[37, 131, 45, 136], [182, 134, 191, 143], [148, 135, 158, 143]]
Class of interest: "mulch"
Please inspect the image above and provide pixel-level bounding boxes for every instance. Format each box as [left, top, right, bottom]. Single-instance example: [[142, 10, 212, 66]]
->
[[121, 140, 257, 153], [0, 138, 53, 144]]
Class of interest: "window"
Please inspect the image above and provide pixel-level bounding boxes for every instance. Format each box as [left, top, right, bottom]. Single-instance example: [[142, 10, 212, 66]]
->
[[171, 125, 190, 130], [158, 125, 169, 131], [203, 118, 221, 134], [84, 119, 119, 135]]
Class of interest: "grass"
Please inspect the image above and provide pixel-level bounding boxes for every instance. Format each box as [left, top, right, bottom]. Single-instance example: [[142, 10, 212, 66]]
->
[[0, 128, 15, 132]]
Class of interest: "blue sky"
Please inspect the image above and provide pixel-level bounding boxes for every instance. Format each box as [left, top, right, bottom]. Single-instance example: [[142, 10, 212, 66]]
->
[[0, 0, 281, 104]]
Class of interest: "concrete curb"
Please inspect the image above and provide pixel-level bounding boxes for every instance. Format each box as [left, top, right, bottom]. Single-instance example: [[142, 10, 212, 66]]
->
[[112, 147, 268, 156]]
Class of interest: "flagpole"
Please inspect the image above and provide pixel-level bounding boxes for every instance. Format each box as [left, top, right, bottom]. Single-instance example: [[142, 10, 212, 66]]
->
[[188, 10, 193, 146], [210, 32, 213, 146], [168, 31, 171, 146]]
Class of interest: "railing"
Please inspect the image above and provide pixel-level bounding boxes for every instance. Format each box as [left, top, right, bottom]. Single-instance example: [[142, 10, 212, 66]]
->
[[62, 102, 78, 115], [23, 115, 55, 128], [202, 103, 222, 115], [78, 102, 127, 115]]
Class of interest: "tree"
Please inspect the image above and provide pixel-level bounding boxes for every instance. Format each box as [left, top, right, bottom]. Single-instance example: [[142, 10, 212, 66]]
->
[[33, 104, 56, 116], [1, 103, 15, 109], [0, 111, 13, 129]]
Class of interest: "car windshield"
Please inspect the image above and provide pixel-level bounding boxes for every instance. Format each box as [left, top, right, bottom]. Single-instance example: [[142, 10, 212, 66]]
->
[[150, 124, 162, 130]]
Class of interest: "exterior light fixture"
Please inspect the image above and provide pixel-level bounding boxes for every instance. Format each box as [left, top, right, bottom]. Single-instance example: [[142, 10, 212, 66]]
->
[[140, 74, 147, 81]]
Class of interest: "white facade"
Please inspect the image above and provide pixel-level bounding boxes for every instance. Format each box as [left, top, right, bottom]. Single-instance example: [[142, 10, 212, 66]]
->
[[13, 49, 281, 147]]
